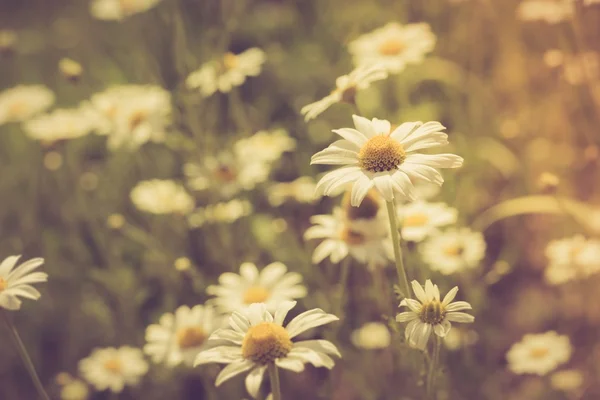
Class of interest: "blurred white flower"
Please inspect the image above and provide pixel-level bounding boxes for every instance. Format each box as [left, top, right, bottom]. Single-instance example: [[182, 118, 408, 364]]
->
[[194, 302, 340, 399], [233, 129, 296, 164], [267, 177, 318, 206], [144, 305, 222, 367], [517, 0, 573, 23], [187, 199, 253, 228], [348, 22, 436, 74], [207, 262, 307, 314], [311, 115, 463, 206], [544, 235, 600, 285], [59, 58, 83, 82], [396, 280, 474, 350], [90, 0, 164, 20], [412, 180, 442, 201], [550, 369, 584, 391], [186, 48, 266, 97], [301, 64, 388, 121], [130, 179, 194, 215], [350, 322, 391, 349], [90, 85, 172, 150], [23, 106, 97, 143], [60, 379, 89, 400], [420, 228, 486, 275], [398, 201, 458, 242], [0, 255, 47, 311], [0, 85, 54, 125], [506, 331, 572, 375], [79, 346, 149, 393]]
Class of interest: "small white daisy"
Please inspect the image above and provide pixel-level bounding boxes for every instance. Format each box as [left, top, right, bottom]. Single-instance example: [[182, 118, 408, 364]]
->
[[311, 115, 463, 206], [194, 301, 340, 399], [517, 0, 573, 23], [350, 322, 391, 350], [186, 48, 266, 97], [79, 346, 149, 393], [130, 179, 194, 215], [396, 280, 474, 350], [59, 379, 89, 400], [144, 305, 221, 367], [398, 201, 458, 242], [420, 228, 486, 275], [206, 262, 307, 314], [23, 106, 98, 143], [90, 0, 164, 21], [301, 64, 388, 122], [187, 199, 253, 228], [0, 255, 47, 311], [267, 177, 318, 207], [544, 235, 600, 285], [0, 85, 54, 125], [348, 22, 436, 74], [233, 129, 297, 165], [506, 331, 572, 376]]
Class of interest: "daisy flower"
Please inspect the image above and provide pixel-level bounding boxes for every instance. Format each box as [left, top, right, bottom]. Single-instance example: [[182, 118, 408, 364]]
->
[[348, 22, 436, 74], [544, 235, 600, 285], [0, 255, 47, 311], [350, 322, 391, 350], [233, 129, 297, 164], [311, 115, 463, 206], [207, 262, 307, 314], [23, 106, 98, 143], [301, 64, 388, 122], [79, 346, 149, 393], [0, 85, 54, 125], [187, 199, 253, 228], [506, 331, 572, 375], [398, 201, 458, 242], [186, 48, 266, 97], [419, 228, 486, 275], [144, 305, 221, 367], [59, 378, 89, 400], [194, 301, 340, 399], [396, 280, 474, 350], [90, 0, 164, 21], [517, 0, 573, 23], [130, 179, 194, 215], [267, 177, 318, 207]]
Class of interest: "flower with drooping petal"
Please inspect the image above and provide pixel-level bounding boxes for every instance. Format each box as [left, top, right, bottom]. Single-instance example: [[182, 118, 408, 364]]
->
[[207, 263, 307, 314], [506, 331, 572, 376], [419, 228, 486, 274], [396, 280, 474, 350], [79, 346, 149, 393], [398, 201, 458, 242], [0, 85, 54, 125], [0, 255, 47, 310], [311, 115, 463, 206], [194, 301, 340, 399], [301, 64, 388, 122]]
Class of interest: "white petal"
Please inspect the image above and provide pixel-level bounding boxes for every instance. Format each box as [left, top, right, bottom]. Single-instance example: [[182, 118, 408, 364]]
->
[[285, 309, 339, 339], [331, 128, 368, 147], [411, 280, 427, 303], [209, 329, 245, 345], [400, 163, 444, 186], [390, 122, 421, 142], [446, 312, 474, 323], [0, 293, 22, 310], [433, 320, 451, 338], [314, 166, 362, 196], [194, 346, 243, 366], [312, 240, 344, 264], [215, 359, 254, 386], [445, 301, 472, 312], [229, 312, 250, 333], [350, 173, 374, 207], [410, 322, 432, 350], [287, 348, 335, 369], [442, 287, 459, 306], [396, 311, 418, 322], [239, 262, 259, 282], [246, 303, 271, 325], [276, 357, 305, 372], [390, 170, 416, 201], [7, 257, 44, 282], [352, 115, 376, 138], [399, 121, 445, 149], [371, 118, 391, 135], [404, 153, 463, 169], [245, 365, 267, 399], [400, 298, 422, 313], [373, 174, 395, 201], [404, 132, 448, 152], [274, 301, 297, 325], [424, 280, 435, 301], [259, 262, 288, 287], [293, 340, 341, 357], [311, 140, 360, 165], [0, 255, 20, 277]]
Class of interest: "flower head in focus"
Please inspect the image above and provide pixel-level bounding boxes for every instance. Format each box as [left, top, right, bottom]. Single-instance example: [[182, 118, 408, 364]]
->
[[194, 302, 340, 399], [506, 331, 572, 375], [207, 262, 307, 314], [311, 115, 463, 206], [90, 0, 164, 20], [419, 228, 486, 275], [186, 48, 266, 97], [144, 305, 222, 367], [79, 346, 149, 393], [0, 255, 47, 310], [398, 201, 458, 242], [130, 179, 194, 215], [0, 85, 54, 125], [301, 64, 388, 122], [348, 22, 436, 74], [544, 235, 600, 285], [396, 280, 474, 350]]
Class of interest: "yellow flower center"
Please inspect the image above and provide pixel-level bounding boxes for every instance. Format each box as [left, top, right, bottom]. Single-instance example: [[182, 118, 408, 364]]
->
[[403, 213, 429, 227], [128, 110, 147, 131], [342, 190, 380, 220], [177, 326, 207, 349], [223, 52, 239, 70], [0, 277, 6, 292], [419, 300, 446, 325], [358, 135, 406, 173], [378, 38, 405, 56], [215, 165, 237, 182], [243, 286, 270, 304], [340, 226, 366, 245], [104, 359, 122, 373], [529, 347, 549, 359], [241, 322, 292, 364], [444, 245, 464, 257]]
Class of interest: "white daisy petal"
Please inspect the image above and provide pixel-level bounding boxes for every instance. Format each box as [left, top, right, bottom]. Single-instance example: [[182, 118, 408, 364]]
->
[[286, 309, 339, 339], [194, 346, 243, 366], [442, 287, 459, 306], [352, 114, 376, 137], [396, 311, 418, 322], [331, 128, 368, 147], [446, 312, 475, 323], [293, 340, 341, 357], [215, 359, 254, 386], [350, 173, 375, 206], [411, 280, 427, 303], [244, 365, 267, 399], [275, 357, 305, 372], [274, 301, 297, 325]]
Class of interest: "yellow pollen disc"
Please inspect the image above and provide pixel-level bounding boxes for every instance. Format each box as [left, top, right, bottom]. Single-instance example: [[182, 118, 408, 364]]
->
[[104, 359, 122, 373], [241, 322, 292, 364], [419, 300, 446, 325], [340, 226, 366, 246], [529, 347, 549, 359], [223, 52, 239, 70], [444, 245, 464, 257], [0, 277, 6, 292], [358, 135, 406, 173], [243, 286, 270, 304], [128, 110, 147, 131], [403, 213, 429, 227], [378, 38, 405, 56], [177, 326, 207, 349]]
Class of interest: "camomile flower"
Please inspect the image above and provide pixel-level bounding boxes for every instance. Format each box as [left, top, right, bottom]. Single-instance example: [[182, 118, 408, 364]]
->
[[206, 262, 307, 314], [419, 228, 486, 275], [350, 322, 391, 350], [396, 280, 474, 350], [550, 369, 584, 392], [186, 48, 266, 97], [311, 115, 463, 206], [90, 0, 164, 21], [544, 235, 600, 285], [233, 129, 297, 164], [59, 378, 89, 400], [130, 179, 194, 215], [0, 255, 47, 311], [194, 301, 340, 399], [301, 64, 388, 122], [187, 199, 253, 228], [348, 22, 436, 74], [267, 177, 318, 207], [517, 0, 573, 23], [398, 201, 458, 242], [144, 305, 221, 367], [506, 331, 572, 375], [0, 85, 54, 125], [23, 106, 98, 143], [79, 346, 149, 393]]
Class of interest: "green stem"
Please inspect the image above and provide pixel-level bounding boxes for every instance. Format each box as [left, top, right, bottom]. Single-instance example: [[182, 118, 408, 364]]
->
[[426, 335, 441, 399], [385, 201, 411, 299], [1, 310, 51, 400], [268, 362, 282, 400]]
